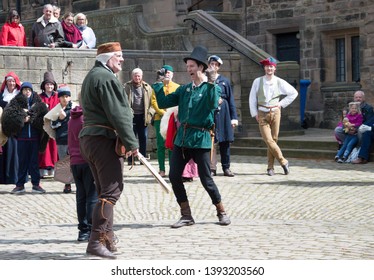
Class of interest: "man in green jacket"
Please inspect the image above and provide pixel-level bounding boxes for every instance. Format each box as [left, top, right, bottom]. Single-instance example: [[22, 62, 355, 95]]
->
[[79, 42, 139, 259], [152, 45, 231, 228]]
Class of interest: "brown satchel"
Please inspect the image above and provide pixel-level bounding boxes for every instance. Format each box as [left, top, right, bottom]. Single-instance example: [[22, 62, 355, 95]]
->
[[115, 136, 126, 157]]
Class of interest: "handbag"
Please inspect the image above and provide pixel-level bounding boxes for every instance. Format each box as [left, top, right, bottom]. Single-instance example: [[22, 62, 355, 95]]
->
[[346, 147, 361, 163], [54, 156, 74, 184]]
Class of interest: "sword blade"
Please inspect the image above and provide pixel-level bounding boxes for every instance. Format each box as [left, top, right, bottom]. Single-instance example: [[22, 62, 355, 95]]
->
[[137, 152, 172, 194]]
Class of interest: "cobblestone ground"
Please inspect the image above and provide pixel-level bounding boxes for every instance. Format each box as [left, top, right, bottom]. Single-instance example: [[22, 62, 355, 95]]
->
[[0, 156, 373, 260]]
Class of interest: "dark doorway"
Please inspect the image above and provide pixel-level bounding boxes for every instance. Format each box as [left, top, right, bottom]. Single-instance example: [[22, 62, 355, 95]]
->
[[276, 32, 300, 63]]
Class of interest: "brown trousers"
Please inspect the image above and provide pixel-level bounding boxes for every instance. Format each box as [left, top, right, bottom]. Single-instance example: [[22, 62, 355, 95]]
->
[[258, 109, 288, 169], [80, 135, 124, 204]]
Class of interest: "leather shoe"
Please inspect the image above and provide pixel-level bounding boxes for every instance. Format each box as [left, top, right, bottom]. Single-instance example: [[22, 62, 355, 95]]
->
[[351, 157, 368, 164], [223, 169, 234, 177], [78, 231, 90, 242], [281, 163, 290, 175], [267, 169, 275, 176], [210, 170, 216, 176]]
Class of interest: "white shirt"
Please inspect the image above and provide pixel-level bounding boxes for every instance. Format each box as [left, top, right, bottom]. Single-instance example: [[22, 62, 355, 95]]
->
[[249, 75, 298, 117]]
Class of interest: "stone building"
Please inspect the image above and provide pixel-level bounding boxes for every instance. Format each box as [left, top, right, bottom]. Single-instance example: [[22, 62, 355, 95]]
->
[[0, 0, 373, 132]]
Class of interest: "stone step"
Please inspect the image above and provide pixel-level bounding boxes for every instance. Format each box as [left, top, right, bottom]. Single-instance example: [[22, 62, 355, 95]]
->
[[231, 128, 338, 160], [231, 128, 374, 160], [232, 137, 337, 150], [230, 146, 337, 159]]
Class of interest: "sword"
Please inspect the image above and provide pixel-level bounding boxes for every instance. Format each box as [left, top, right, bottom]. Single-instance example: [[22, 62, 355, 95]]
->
[[136, 152, 172, 194]]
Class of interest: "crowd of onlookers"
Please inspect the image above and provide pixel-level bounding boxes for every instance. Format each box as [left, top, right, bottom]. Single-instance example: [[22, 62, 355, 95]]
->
[[0, 4, 96, 48], [0, 69, 98, 242]]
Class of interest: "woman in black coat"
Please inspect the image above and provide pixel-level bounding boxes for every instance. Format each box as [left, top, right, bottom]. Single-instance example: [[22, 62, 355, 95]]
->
[[2, 82, 48, 194]]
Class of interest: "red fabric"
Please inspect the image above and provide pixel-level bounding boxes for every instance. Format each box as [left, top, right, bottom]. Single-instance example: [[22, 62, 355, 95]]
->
[[165, 112, 177, 150], [61, 21, 83, 44], [0, 22, 27, 47], [38, 91, 59, 168], [0, 71, 21, 93]]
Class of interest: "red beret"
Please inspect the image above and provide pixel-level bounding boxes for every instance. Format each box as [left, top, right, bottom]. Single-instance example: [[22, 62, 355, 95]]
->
[[97, 42, 122, 55], [260, 57, 277, 67]]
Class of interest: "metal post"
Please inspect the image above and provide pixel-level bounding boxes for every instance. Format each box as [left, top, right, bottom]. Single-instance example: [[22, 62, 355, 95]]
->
[[299, 79, 311, 128]]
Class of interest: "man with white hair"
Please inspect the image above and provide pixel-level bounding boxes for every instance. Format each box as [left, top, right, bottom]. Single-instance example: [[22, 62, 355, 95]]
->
[[31, 4, 64, 48], [334, 90, 374, 147], [79, 42, 139, 259], [124, 68, 154, 165]]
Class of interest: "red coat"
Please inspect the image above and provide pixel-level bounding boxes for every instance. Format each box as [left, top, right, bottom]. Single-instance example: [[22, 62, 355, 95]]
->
[[38, 91, 59, 169], [0, 22, 27, 46]]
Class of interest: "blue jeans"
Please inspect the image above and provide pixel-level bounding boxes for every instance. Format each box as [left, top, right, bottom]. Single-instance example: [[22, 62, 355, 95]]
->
[[71, 163, 98, 233], [336, 134, 358, 159], [358, 130, 374, 160]]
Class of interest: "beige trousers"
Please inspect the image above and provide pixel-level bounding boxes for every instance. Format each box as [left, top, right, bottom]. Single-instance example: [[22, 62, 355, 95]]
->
[[258, 109, 288, 169]]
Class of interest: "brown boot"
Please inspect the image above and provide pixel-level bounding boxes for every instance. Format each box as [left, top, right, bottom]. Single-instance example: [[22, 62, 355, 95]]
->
[[105, 212, 118, 252], [215, 202, 231, 226], [171, 201, 195, 228], [86, 200, 116, 259], [86, 231, 116, 259]]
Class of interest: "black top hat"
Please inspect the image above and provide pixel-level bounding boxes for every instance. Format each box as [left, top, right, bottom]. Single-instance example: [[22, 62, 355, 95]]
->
[[40, 71, 57, 91], [183, 45, 208, 70]]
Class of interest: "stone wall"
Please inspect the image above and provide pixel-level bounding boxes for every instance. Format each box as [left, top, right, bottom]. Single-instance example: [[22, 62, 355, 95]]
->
[[245, 0, 374, 127], [0, 1, 305, 133]]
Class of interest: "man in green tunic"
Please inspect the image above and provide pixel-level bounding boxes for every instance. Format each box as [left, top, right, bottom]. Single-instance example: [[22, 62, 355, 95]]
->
[[152, 46, 231, 228], [79, 42, 139, 259]]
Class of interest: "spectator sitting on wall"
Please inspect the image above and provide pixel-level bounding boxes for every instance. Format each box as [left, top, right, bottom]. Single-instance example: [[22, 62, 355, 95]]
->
[[0, 9, 27, 46], [52, 5, 61, 21], [31, 4, 65, 48], [74, 13, 96, 49], [61, 12, 83, 48]]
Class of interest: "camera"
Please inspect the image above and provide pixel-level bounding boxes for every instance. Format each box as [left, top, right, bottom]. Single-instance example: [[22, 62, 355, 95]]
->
[[157, 68, 166, 76]]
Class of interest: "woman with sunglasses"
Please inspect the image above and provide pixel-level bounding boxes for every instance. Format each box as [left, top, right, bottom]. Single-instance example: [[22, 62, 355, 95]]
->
[[0, 9, 27, 46]]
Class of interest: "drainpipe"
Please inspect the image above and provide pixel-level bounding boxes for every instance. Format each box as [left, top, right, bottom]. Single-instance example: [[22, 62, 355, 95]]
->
[[299, 79, 311, 129], [16, 0, 21, 16]]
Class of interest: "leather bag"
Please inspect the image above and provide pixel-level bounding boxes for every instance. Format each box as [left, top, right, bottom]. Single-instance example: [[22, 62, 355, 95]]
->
[[54, 156, 74, 184], [115, 136, 126, 157]]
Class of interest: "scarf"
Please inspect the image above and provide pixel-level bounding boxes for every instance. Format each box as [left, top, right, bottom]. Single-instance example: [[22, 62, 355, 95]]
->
[[76, 25, 87, 32], [61, 21, 83, 44]]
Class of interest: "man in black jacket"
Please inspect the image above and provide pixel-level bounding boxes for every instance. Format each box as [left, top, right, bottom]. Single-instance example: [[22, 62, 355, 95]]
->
[[352, 114, 374, 164], [31, 4, 64, 48]]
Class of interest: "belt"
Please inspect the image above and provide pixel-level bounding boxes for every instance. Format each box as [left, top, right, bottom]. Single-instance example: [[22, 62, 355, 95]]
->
[[258, 105, 279, 113]]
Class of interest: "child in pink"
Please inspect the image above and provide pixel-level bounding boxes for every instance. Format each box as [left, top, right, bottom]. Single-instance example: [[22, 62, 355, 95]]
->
[[335, 102, 363, 163]]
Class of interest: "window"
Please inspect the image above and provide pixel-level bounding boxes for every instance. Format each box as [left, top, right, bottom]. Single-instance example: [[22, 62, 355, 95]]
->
[[276, 32, 300, 63], [335, 38, 346, 82], [351, 36, 360, 82], [322, 29, 360, 83], [335, 36, 360, 82]]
